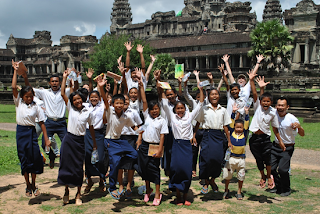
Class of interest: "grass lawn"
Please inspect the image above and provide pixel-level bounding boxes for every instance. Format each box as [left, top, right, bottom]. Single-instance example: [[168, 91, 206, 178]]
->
[[0, 104, 16, 123]]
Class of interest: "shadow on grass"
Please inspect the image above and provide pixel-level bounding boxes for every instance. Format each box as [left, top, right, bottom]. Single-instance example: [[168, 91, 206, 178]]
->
[[0, 184, 16, 194], [246, 191, 280, 204], [28, 193, 61, 205]]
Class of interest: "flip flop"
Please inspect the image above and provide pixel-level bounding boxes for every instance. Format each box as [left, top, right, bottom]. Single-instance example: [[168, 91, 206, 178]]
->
[[201, 186, 209, 194], [223, 190, 230, 199], [259, 178, 266, 188], [184, 200, 191, 206], [268, 175, 275, 189], [33, 187, 41, 197], [144, 188, 153, 202], [75, 198, 82, 205], [125, 189, 132, 200], [235, 193, 243, 200], [118, 189, 125, 197], [25, 188, 32, 197], [210, 181, 219, 193], [174, 199, 183, 206], [108, 188, 120, 200], [153, 194, 162, 206]]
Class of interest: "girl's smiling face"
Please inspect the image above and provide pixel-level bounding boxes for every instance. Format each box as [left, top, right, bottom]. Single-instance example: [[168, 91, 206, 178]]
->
[[149, 104, 160, 119], [174, 102, 186, 118], [73, 94, 83, 110], [89, 92, 100, 107], [209, 89, 220, 105], [22, 91, 34, 105]]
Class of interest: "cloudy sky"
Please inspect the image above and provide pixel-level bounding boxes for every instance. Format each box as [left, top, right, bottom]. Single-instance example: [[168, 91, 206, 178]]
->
[[0, 0, 319, 49]]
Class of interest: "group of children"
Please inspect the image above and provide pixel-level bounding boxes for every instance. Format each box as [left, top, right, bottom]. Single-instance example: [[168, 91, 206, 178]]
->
[[12, 41, 304, 206]]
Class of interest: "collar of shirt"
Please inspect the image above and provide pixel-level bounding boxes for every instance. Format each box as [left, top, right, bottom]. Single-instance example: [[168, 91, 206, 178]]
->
[[89, 101, 101, 108], [174, 111, 190, 121], [49, 88, 61, 94], [207, 103, 222, 111], [112, 108, 126, 119], [21, 100, 36, 108]]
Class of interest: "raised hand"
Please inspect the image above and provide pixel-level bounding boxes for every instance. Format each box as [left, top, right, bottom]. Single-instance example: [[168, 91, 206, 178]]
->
[[118, 62, 126, 76], [207, 72, 213, 80], [177, 77, 182, 84], [96, 75, 107, 87], [63, 69, 70, 78], [218, 64, 225, 74], [105, 83, 111, 92], [12, 59, 19, 72], [150, 54, 156, 63], [244, 106, 250, 115], [247, 69, 257, 81], [232, 103, 239, 113], [86, 68, 94, 79], [222, 54, 230, 63], [153, 70, 161, 81], [193, 70, 200, 76], [124, 41, 133, 52], [256, 54, 265, 64], [136, 44, 144, 53], [117, 55, 123, 65], [255, 76, 270, 88], [135, 67, 142, 79]]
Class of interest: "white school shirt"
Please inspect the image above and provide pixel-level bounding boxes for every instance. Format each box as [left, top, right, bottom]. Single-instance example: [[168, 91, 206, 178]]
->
[[162, 98, 203, 140], [83, 101, 105, 130], [67, 101, 94, 136], [226, 92, 246, 116], [33, 88, 70, 119], [249, 99, 279, 136], [196, 104, 231, 130], [160, 98, 190, 125], [239, 82, 251, 100], [125, 69, 147, 92], [142, 109, 169, 143], [121, 108, 143, 135], [33, 96, 47, 123], [14, 95, 46, 126], [129, 100, 142, 112], [275, 113, 299, 145], [104, 106, 136, 139]]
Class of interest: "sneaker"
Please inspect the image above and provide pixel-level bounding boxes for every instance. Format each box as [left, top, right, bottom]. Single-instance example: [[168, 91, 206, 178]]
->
[[280, 191, 291, 197]]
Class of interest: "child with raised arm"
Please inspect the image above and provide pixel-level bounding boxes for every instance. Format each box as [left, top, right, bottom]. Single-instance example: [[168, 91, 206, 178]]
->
[[58, 69, 97, 205], [222, 104, 250, 200], [158, 77, 204, 206], [248, 71, 285, 190], [11, 60, 50, 197], [194, 88, 232, 195], [96, 76, 138, 200], [136, 79, 169, 206]]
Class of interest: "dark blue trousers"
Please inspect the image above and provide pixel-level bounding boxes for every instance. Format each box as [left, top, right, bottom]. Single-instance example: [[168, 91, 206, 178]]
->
[[41, 119, 67, 161], [105, 138, 138, 191]]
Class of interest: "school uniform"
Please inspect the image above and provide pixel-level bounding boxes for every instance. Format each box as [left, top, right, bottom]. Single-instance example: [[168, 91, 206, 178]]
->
[[249, 98, 279, 171], [137, 109, 168, 184], [119, 108, 143, 169], [196, 104, 231, 180], [271, 113, 299, 194], [33, 88, 70, 161], [162, 98, 203, 193], [58, 101, 94, 187], [223, 112, 249, 181], [104, 107, 138, 192], [83, 101, 106, 181], [129, 100, 142, 112], [125, 69, 147, 92], [160, 98, 189, 174], [14, 94, 46, 175]]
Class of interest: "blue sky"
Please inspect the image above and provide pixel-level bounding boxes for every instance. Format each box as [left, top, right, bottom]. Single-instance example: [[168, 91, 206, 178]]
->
[[0, 0, 318, 49]]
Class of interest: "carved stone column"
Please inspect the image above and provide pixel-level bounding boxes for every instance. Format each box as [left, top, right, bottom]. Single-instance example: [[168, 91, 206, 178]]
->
[[52, 61, 55, 73], [32, 66, 36, 75], [196, 57, 199, 70], [185, 58, 189, 70], [206, 56, 209, 69], [239, 55, 243, 68], [305, 39, 309, 64]]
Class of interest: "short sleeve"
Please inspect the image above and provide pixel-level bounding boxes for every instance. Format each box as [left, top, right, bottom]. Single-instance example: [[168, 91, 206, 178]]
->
[[67, 99, 71, 111], [271, 114, 279, 128], [36, 105, 46, 122], [223, 109, 232, 126], [143, 109, 149, 121], [33, 88, 44, 100], [65, 88, 71, 99], [87, 111, 94, 126], [160, 119, 169, 134], [126, 117, 135, 128], [195, 107, 204, 123], [240, 82, 251, 99], [253, 98, 260, 112], [13, 94, 20, 107], [133, 110, 143, 126]]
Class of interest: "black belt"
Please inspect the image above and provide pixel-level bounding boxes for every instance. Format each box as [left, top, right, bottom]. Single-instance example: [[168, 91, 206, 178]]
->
[[47, 117, 66, 122], [273, 142, 294, 148]]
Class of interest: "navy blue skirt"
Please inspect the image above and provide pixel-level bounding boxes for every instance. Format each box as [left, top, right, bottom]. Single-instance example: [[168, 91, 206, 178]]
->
[[162, 126, 173, 171], [16, 125, 43, 175], [84, 128, 106, 180], [199, 129, 226, 179], [58, 132, 85, 187], [169, 139, 192, 193], [119, 135, 138, 170], [136, 141, 161, 184]]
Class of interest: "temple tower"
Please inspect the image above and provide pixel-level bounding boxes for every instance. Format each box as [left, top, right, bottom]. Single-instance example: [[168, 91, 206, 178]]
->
[[263, 0, 283, 22], [110, 0, 132, 34]]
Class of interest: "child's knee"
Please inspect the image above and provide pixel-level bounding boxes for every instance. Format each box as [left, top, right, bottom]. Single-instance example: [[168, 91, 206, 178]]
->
[[237, 168, 245, 181], [222, 167, 233, 180]]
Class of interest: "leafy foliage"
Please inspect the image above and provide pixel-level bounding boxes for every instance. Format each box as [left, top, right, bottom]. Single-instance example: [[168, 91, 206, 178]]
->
[[153, 53, 175, 80], [248, 19, 294, 73], [83, 34, 154, 80]]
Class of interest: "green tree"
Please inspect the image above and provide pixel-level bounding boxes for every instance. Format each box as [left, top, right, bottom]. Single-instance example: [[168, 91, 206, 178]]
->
[[83, 34, 154, 79], [153, 53, 175, 79], [248, 19, 294, 74]]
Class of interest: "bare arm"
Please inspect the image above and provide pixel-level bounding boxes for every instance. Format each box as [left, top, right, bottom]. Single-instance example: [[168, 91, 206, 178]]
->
[[96, 76, 109, 111], [292, 122, 305, 137], [248, 70, 258, 102], [86, 68, 94, 92], [222, 54, 235, 84], [255, 76, 269, 97], [273, 127, 286, 152], [192, 122, 200, 147], [252, 54, 265, 76], [145, 55, 156, 82], [61, 70, 70, 105], [118, 62, 128, 94], [219, 64, 229, 91], [89, 125, 97, 150], [124, 42, 133, 69], [224, 125, 232, 148], [137, 44, 146, 75], [113, 79, 118, 96], [178, 77, 182, 97], [11, 60, 19, 98], [39, 121, 50, 148], [217, 78, 224, 91], [139, 77, 148, 112], [193, 70, 200, 84], [153, 134, 165, 158]]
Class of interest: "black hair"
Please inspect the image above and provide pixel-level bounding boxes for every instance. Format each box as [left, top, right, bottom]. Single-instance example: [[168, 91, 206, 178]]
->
[[195, 89, 205, 97], [261, 92, 273, 102], [129, 87, 138, 93], [112, 94, 125, 103], [20, 86, 35, 98], [277, 96, 290, 106], [173, 100, 187, 114], [148, 100, 160, 110], [69, 91, 84, 109], [235, 119, 244, 126], [77, 88, 88, 102], [49, 74, 60, 82], [230, 83, 241, 90], [165, 85, 177, 95], [89, 90, 100, 98]]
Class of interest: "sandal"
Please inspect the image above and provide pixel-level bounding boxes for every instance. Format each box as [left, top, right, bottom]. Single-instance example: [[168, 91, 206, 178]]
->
[[268, 175, 275, 189], [125, 189, 132, 200], [33, 186, 41, 197], [174, 199, 183, 206], [118, 189, 125, 197], [192, 171, 197, 178], [108, 188, 120, 200], [223, 190, 230, 199], [153, 194, 162, 206], [201, 186, 209, 194], [144, 188, 153, 202], [84, 181, 94, 194], [259, 178, 266, 189], [235, 193, 243, 200], [25, 188, 32, 197], [184, 200, 191, 206], [209, 180, 219, 193], [99, 180, 106, 192]]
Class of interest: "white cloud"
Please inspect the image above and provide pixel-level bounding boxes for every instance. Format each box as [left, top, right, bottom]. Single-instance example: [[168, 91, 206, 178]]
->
[[73, 23, 96, 36], [74, 26, 82, 32]]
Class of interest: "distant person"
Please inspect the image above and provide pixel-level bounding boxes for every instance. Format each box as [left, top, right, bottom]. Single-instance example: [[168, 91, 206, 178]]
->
[[270, 97, 305, 197]]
